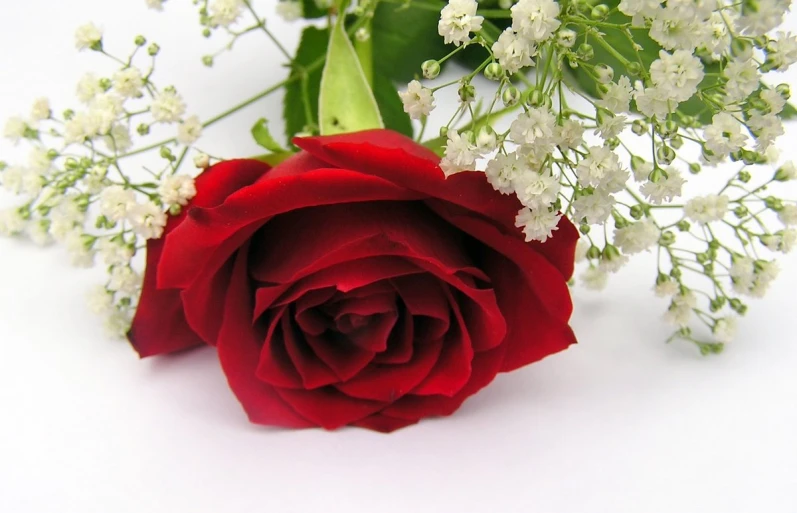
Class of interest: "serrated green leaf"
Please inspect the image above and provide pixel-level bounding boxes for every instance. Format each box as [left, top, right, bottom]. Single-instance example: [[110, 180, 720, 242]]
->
[[373, 73, 414, 138], [251, 118, 286, 152], [283, 26, 327, 141], [319, 18, 384, 134], [372, 0, 449, 82]]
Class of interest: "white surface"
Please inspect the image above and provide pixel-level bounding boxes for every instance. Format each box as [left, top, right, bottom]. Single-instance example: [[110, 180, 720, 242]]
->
[[1, 2, 796, 512]]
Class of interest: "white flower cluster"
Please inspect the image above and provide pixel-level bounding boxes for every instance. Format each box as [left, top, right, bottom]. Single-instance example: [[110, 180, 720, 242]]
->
[[422, 0, 797, 350], [1, 25, 204, 336]]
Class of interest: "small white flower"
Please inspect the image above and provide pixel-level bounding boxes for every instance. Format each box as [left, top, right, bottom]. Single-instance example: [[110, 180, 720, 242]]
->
[[108, 265, 141, 296], [26, 220, 51, 246], [194, 153, 211, 169], [210, 0, 244, 27], [276, 1, 302, 21], [30, 98, 51, 122], [664, 290, 697, 327], [575, 239, 590, 263], [440, 130, 478, 177], [736, 0, 789, 36], [723, 58, 759, 103], [598, 250, 629, 273], [704, 112, 747, 157], [613, 219, 659, 254], [684, 194, 729, 225], [748, 112, 783, 152], [598, 76, 633, 113], [150, 89, 187, 123], [87, 285, 114, 315], [113, 67, 144, 99], [64, 230, 95, 268], [104, 311, 133, 338], [1, 166, 25, 194], [509, 107, 557, 149], [128, 201, 167, 240], [713, 317, 737, 343], [99, 186, 137, 222], [634, 84, 672, 119], [49, 196, 86, 241], [649, 50, 704, 103], [760, 89, 786, 115], [762, 230, 796, 253], [75, 22, 103, 51], [580, 265, 608, 291], [515, 207, 561, 243], [778, 205, 797, 226], [146, 0, 165, 10], [513, 169, 561, 210], [492, 28, 536, 74], [485, 152, 524, 194], [158, 175, 197, 207], [576, 145, 628, 192], [399, 80, 435, 120], [4, 116, 27, 142], [654, 279, 679, 298], [573, 190, 615, 225], [595, 115, 626, 140], [511, 0, 561, 43], [0, 208, 26, 236], [555, 119, 585, 149], [640, 167, 685, 204], [768, 32, 797, 71], [76, 73, 102, 104], [97, 238, 135, 267], [177, 115, 203, 145], [438, 0, 484, 46]]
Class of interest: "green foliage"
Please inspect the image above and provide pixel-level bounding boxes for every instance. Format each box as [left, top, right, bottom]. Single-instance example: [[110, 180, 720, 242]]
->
[[251, 118, 286, 152]]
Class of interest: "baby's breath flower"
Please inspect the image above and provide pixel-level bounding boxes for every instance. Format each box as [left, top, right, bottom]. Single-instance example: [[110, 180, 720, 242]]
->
[[108, 265, 140, 296], [276, 1, 302, 21], [209, 0, 244, 28], [158, 175, 197, 207], [640, 167, 684, 204], [440, 130, 479, 177], [580, 265, 608, 291], [87, 285, 114, 315], [150, 89, 186, 123], [515, 207, 561, 243], [713, 317, 737, 343], [665, 291, 696, 327], [99, 186, 137, 222], [128, 201, 167, 239], [0, 208, 25, 236], [3, 117, 27, 143], [113, 67, 145, 99], [510, 0, 561, 43], [399, 81, 435, 120], [176, 115, 203, 145], [614, 220, 659, 254], [30, 98, 51, 122], [654, 278, 679, 298], [64, 231, 95, 268], [492, 28, 536, 74], [684, 194, 729, 225], [438, 0, 484, 46], [75, 23, 103, 51]]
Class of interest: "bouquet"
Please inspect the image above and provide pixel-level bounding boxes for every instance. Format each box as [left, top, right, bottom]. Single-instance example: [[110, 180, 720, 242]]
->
[[1, 0, 795, 432]]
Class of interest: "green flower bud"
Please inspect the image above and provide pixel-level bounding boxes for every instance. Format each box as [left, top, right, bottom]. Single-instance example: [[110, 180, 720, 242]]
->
[[502, 86, 521, 106], [660, 231, 676, 246], [669, 135, 683, 149], [676, 220, 691, 232], [776, 83, 791, 100], [160, 146, 175, 161], [733, 205, 749, 218], [421, 60, 441, 80], [579, 223, 591, 235], [202, 28, 212, 38], [586, 245, 602, 259], [594, 63, 614, 83], [590, 4, 610, 19], [729, 298, 747, 315], [577, 43, 594, 61], [527, 89, 545, 107], [558, 28, 577, 48], [439, 126, 449, 138], [738, 170, 752, 183], [765, 196, 783, 210], [99, 78, 112, 91], [689, 162, 701, 174], [656, 145, 675, 165], [137, 124, 150, 136], [626, 61, 643, 76], [202, 55, 214, 67], [484, 62, 504, 81], [629, 204, 644, 220], [147, 43, 160, 56], [631, 119, 648, 136], [134, 35, 147, 47], [458, 84, 475, 103], [670, 267, 682, 279]]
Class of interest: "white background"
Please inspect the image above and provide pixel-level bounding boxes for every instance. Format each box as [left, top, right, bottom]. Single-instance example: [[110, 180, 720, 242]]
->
[[1, 1, 796, 512]]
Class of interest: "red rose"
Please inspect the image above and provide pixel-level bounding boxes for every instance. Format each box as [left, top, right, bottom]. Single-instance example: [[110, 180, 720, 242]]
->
[[129, 129, 578, 432]]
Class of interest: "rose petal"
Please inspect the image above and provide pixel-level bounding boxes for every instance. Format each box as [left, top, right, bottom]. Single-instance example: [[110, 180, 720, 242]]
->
[[215, 244, 313, 428], [346, 311, 398, 352], [254, 307, 305, 390], [351, 413, 419, 433], [158, 168, 421, 290], [304, 332, 376, 382], [482, 250, 577, 372], [373, 303, 414, 365], [281, 314, 340, 389], [128, 160, 268, 357], [334, 339, 442, 402], [274, 386, 384, 430]]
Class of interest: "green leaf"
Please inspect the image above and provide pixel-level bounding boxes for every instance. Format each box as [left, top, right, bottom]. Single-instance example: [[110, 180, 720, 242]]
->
[[782, 101, 797, 119], [283, 26, 327, 141], [299, 0, 327, 19], [253, 152, 295, 166], [251, 118, 286, 152], [372, 0, 449, 82], [373, 73, 414, 138], [318, 18, 384, 134]]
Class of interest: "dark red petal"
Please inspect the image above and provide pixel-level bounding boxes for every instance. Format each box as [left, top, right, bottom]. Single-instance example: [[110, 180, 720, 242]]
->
[[158, 169, 421, 290], [352, 413, 419, 433], [293, 130, 521, 233], [333, 292, 396, 319], [334, 339, 442, 402], [427, 200, 575, 323], [254, 256, 421, 319], [482, 250, 577, 372], [249, 202, 487, 285], [304, 333, 375, 382], [346, 311, 398, 352], [215, 245, 314, 428], [411, 287, 473, 397], [179, 257, 234, 345], [281, 315, 340, 389], [382, 343, 507, 421], [274, 386, 384, 430], [254, 307, 305, 390], [128, 159, 271, 357], [373, 304, 414, 365]]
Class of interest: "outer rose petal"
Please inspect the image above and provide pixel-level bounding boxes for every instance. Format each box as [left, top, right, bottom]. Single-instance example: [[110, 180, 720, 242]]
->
[[128, 159, 268, 358]]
